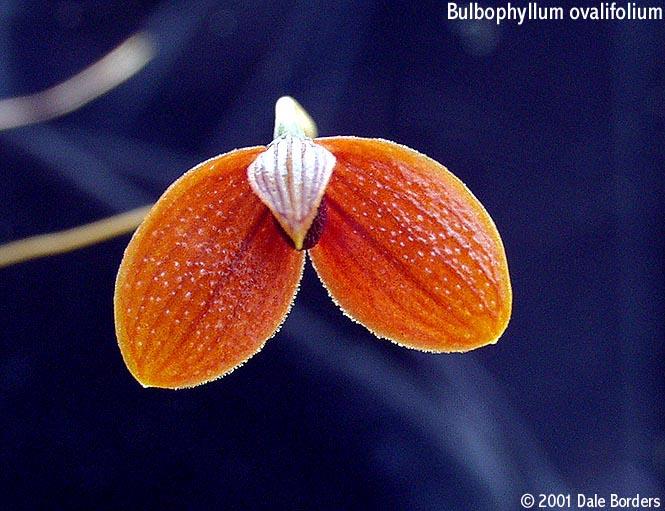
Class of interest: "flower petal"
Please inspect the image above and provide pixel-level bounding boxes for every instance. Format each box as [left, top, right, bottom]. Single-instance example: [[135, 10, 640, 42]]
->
[[114, 147, 305, 388], [310, 137, 512, 352]]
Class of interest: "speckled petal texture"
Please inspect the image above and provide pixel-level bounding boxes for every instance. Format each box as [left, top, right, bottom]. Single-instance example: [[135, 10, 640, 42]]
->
[[310, 137, 512, 352], [114, 147, 305, 389]]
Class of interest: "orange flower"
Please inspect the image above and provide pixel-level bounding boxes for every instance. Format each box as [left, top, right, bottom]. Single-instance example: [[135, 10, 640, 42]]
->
[[114, 97, 512, 389]]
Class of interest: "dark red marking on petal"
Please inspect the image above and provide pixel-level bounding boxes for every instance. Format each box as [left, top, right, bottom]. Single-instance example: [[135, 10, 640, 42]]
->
[[114, 147, 305, 388], [311, 137, 512, 352], [272, 197, 328, 251], [301, 197, 328, 250]]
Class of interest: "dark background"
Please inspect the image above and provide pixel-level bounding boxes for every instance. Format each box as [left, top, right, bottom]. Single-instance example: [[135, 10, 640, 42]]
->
[[1, 1, 663, 509]]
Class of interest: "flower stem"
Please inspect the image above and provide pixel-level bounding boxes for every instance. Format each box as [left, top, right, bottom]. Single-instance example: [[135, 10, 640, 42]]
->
[[0, 205, 152, 268], [1, 97, 319, 268]]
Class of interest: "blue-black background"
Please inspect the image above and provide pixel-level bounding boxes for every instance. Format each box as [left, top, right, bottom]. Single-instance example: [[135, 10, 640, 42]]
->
[[1, 1, 663, 509]]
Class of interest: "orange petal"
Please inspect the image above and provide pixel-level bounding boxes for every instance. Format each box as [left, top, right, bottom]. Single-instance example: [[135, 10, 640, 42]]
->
[[310, 137, 512, 352], [114, 147, 305, 389]]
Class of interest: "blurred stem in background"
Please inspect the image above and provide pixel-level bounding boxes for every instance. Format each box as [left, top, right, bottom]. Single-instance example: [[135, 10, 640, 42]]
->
[[0, 32, 153, 130], [0, 206, 152, 268], [0, 42, 317, 269], [0, 31, 156, 268]]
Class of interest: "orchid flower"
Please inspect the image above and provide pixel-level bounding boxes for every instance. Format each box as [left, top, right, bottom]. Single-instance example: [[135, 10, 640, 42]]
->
[[114, 97, 512, 389]]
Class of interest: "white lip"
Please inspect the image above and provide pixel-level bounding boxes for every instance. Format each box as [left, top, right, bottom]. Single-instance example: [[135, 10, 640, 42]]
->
[[247, 135, 336, 250]]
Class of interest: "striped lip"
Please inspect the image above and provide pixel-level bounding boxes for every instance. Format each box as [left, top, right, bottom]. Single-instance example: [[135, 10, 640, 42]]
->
[[247, 135, 336, 249]]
